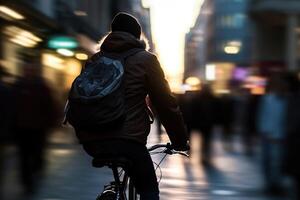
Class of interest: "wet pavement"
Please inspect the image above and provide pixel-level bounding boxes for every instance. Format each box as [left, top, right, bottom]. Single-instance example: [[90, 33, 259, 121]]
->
[[2, 126, 293, 200]]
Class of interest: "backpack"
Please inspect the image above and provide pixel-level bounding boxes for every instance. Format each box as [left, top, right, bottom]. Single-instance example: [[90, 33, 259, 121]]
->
[[64, 48, 143, 131]]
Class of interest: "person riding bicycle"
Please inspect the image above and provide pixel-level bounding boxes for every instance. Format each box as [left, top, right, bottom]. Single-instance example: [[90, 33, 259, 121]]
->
[[77, 13, 189, 200]]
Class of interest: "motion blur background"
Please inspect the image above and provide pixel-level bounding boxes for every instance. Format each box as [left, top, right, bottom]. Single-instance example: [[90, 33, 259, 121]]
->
[[0, 0, 300, 200]]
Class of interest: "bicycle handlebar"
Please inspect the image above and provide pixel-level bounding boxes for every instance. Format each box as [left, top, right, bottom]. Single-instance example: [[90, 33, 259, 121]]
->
[[147, 143, 189, 157], [147, 143, 172, 152]]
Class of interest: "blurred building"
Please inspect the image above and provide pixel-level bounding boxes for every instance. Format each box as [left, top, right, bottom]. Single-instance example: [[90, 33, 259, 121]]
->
[[185, 0, 255, 93], [0, 0, 152, 104], [129, 0, 154, 51], [184, 0, 213, 82], [250, 0, 300, 73]]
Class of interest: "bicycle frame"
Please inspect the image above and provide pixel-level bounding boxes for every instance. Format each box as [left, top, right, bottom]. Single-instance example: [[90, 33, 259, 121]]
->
[[97, 143, 188, 200], [110, 166, 129, 200], [104, 165, 137, 200]]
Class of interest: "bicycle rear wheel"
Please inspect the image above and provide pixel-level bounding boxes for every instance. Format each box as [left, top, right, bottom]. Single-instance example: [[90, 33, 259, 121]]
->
[[128, 178, 138, 200]]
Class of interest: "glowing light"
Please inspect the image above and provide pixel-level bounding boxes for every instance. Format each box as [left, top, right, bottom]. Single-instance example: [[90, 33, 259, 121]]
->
[[148, 0, 204, 91], [48, 36, 78, 49], [53, 149, 74, 156], [212, 190, 238, 196], [215, 89, 230, 94], [251, 87, 265, 95], [224, 40, 242, 54], [206, 64, 216, 81], [74, 10, 87, 16], [4, 26, 42, 47], [185, 76, 201, 86], [142, 0, 152, 8], [64, 59, 81, 75], [75, 53, 88, 60], [0, 6, 24, 19], [57, 49, 74, 57], [244, 76, 266, 88], [42, 54, 64, 70], [224, 46, 240, 54], [228, 40, 242, 46]]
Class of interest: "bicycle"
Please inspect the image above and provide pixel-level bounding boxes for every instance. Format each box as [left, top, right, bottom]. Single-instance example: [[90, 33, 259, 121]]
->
[[92, 143, 189, 200]]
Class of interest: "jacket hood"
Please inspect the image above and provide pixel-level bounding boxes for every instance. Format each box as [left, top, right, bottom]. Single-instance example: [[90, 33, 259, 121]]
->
[[100, 32, 146, 53]]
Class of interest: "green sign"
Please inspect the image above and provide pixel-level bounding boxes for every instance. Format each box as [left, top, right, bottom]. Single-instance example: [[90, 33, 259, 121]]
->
[[48, 36, 78, 49]]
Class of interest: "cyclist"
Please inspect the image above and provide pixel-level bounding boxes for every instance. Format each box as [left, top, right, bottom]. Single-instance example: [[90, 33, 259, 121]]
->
[[78, 12, 189, 200]]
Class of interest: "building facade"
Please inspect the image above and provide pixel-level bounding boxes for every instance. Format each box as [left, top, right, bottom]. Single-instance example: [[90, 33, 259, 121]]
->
[[250, 0, 300, 72], [184, 0, 256, 92]]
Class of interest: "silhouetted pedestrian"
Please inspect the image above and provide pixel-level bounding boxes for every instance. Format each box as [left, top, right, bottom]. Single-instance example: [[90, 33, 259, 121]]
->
[[285, 73, 300, 199], [192, 84, 217, 163], [176, 91, 197, 138], [257, 73, 289, 195], [13, 63, 57, 193], [243, 94, 260, 155], [237, 88, 260, 155], [219, 94, 235, 151], [0, 66, 14, 198]]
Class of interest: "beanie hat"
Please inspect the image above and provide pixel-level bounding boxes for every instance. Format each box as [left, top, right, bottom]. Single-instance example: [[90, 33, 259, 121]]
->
[[111, 12, 141, 39]]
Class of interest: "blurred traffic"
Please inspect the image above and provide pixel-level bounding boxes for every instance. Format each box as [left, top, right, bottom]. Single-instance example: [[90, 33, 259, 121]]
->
[[0, 0, 300, 200]]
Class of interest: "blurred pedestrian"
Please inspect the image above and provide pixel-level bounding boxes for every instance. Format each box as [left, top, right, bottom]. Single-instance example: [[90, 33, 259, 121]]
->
[[192, 84, 217, 163], [176, 91, 196, 138], [13, 63, 58, 194], [236, 88, 260, 156], [243, 94, 260, 155], [257, 73, 289, 195], [285, 73, 300, 200], [0, 65, 14, 198], [219, 93, 235, 151]]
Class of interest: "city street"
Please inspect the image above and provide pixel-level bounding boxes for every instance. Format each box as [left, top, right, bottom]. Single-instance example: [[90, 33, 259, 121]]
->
[[1, 0, 300, 200], [2, 125, 292, 200]]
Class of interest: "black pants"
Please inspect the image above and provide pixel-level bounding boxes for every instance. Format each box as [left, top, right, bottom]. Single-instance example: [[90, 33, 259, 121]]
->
[[83, 139, 159, 200]]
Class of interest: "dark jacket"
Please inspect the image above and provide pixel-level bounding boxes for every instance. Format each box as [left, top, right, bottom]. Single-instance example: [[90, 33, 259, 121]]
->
[[77, 32, 188, 147]]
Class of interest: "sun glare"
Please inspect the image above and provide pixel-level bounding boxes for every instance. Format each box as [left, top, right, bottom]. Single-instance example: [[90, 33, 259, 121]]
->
[[143, 0, 203, 92]]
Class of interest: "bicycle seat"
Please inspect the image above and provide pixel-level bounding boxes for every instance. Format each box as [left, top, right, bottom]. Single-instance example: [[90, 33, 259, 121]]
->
[[92, 157, 132, 169]]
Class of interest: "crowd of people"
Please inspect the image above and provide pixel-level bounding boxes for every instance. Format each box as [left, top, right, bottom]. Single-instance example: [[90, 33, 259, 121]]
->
[[176, 71, 300, 198]]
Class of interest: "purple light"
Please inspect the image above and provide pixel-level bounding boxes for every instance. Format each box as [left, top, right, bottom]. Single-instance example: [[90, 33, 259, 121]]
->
[[233, 68, 248, 80]]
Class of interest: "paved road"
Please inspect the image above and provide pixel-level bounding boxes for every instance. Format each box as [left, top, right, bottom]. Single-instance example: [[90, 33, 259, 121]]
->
[[1, 126, 293, 200]]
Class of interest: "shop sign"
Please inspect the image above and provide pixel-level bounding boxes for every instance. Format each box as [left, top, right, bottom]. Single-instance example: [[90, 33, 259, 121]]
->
[[48, 36, 78, 49]]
